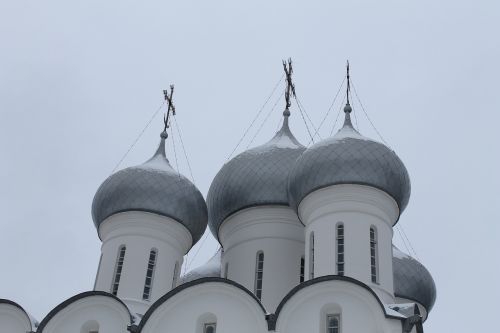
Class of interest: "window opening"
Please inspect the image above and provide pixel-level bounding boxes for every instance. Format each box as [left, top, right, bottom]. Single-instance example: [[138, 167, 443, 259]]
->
[[370, 227, 378, 283], [142, 249, 157, 300], [172, 261, 179, 288], [254, 251, 264, 299], [326, 314, 340, 333], [336, 224, 344, 276], [204, 323, 216, 333], [309, 232, 315, 279], [111, 246, 126, 296], [300, 256, 305, 283]]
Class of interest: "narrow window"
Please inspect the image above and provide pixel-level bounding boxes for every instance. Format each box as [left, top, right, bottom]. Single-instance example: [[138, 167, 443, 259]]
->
[[309, 232, 315, 279], [224, 262, 229, 279], [300, 256, 305, 283], [254, 251, 264, 299], [172, 261, 179, 289], [326, 314, 340, 333], [142, 249, 157, 300], [204, 323, 216, 333], [336, 224, 344, 276], [370, 227, 378, 283], [111, 245, 126, 296]]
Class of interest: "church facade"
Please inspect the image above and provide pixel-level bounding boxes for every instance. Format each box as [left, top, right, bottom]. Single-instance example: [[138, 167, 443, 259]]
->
[[0, 71, 436, 333]]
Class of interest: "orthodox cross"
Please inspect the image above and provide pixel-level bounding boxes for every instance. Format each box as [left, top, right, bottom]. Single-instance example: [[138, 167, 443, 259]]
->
[[162, 85, 176, 132], [283, 58, 296, 110], [346, 60, 351, 105]]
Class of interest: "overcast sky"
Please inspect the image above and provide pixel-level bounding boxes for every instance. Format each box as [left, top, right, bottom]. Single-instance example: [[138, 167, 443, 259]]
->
[[0, 1, 499, 331]]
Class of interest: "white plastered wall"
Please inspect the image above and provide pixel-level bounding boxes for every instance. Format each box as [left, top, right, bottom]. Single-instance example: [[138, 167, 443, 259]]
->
[[275, 279, 402, 333], [140, 281, 268, 333], [94, 211, 192, 314], [219, 206, 305, 311], [299, 185, 399, 303], [0, 303, 33, 333], [39, 295, 130, 333]]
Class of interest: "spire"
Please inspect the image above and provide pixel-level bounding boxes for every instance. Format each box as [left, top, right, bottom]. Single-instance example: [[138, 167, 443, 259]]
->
[[342, 61, 354, 128], [282, 58, 295, 130]]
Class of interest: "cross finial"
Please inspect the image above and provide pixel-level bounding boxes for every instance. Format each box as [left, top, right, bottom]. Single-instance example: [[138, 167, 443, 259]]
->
[[162, 85, 176, 134], [346, 60, 351, 106], [283, 58, 296, 111]]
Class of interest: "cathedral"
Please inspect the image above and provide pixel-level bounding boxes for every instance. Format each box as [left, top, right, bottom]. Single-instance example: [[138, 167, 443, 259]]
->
[[0, 65, 436, 333]]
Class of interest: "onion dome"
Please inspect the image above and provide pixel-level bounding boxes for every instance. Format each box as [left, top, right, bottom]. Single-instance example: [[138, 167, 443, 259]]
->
[[207, 110, 305, 238], [288, 103, 411, 217], [92, 132, 208, 244], [393, 246, 437, 313], [180, 249, 222, 284]]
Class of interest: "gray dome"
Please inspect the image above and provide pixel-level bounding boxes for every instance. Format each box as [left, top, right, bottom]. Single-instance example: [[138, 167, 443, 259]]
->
[[288, 107, 411, 216], [393, 246, 437, 313], [180, 249, 222, 284], [92, 134, 208, 244], [207, 115, 305, 238]]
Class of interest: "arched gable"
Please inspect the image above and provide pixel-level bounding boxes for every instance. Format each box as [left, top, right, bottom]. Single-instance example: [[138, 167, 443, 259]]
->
[[0, 299, 35, 332], [36, 291, 132, 333], [139, 277, 268, 333]]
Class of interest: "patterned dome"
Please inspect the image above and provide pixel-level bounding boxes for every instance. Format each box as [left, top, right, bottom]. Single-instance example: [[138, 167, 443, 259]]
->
[[393, 246, 437, 313], [92, 133, 208, 244], [207, 113, 305, 238], [288, 105, 411, 217]]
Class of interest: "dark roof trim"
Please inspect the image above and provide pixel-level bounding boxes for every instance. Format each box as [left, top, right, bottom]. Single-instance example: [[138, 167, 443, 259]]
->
[[0, 299, 33, 329], [213, 202, 292, 243], [295, 182, 402, 225], [36, 291, 133, 333], [394, 293, 431, 320], [269, 275, 403, 330], [138, 277, 267, 331]]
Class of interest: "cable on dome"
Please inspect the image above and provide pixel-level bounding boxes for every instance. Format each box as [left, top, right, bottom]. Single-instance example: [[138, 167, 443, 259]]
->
[[184, 230, 211, 272], [246, 90, 284, 149], [329, 93, 347, 136], [395, 225, 412, 257], [350, 79, 390, 147], [169, 126, 181, 179], [294, 96, 318, 143], [226, 74, 285, 161], [398, 223, 420, 261], [111, 101, 166, 174], [172, 116, 196, 184]]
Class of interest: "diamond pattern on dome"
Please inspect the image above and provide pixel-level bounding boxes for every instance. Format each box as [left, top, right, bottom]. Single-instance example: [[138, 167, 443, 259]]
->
[[207, 119, 305, 238], [288, 125, 411, 215], [92, 141, 208, 244], [393, 246, 436, 312]]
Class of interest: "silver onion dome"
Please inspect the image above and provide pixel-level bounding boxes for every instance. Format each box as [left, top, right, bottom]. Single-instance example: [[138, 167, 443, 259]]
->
[[288, 104, 411, 216], [92, 132, 208, 244], [393, 246, 437, 313], [207, 111, 305, 238]]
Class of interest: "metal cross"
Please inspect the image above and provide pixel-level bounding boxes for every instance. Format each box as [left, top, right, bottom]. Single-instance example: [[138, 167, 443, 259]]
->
[[283, 58, 296, 109], [162, 85, 176, 132], [346, 60, 351, 105]]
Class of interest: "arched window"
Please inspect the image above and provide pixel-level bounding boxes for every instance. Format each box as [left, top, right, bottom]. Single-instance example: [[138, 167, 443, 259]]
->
[[326, 314, 340, 333], [142, 249, 157, 300], [300, 256, 305, 283], [370, 226, 378, 283], [336, 224, 344, 276], [309, 232, 315, 279], [224, 262, 229, 279], [204, 323, 216, 333], [254, 251, 264, 299], [111, 245, 126, 296], [172, 261, 179, 289]]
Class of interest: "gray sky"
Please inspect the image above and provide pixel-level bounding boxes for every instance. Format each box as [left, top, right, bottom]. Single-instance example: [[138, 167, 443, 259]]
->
[[0, 1, 498, 331]]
